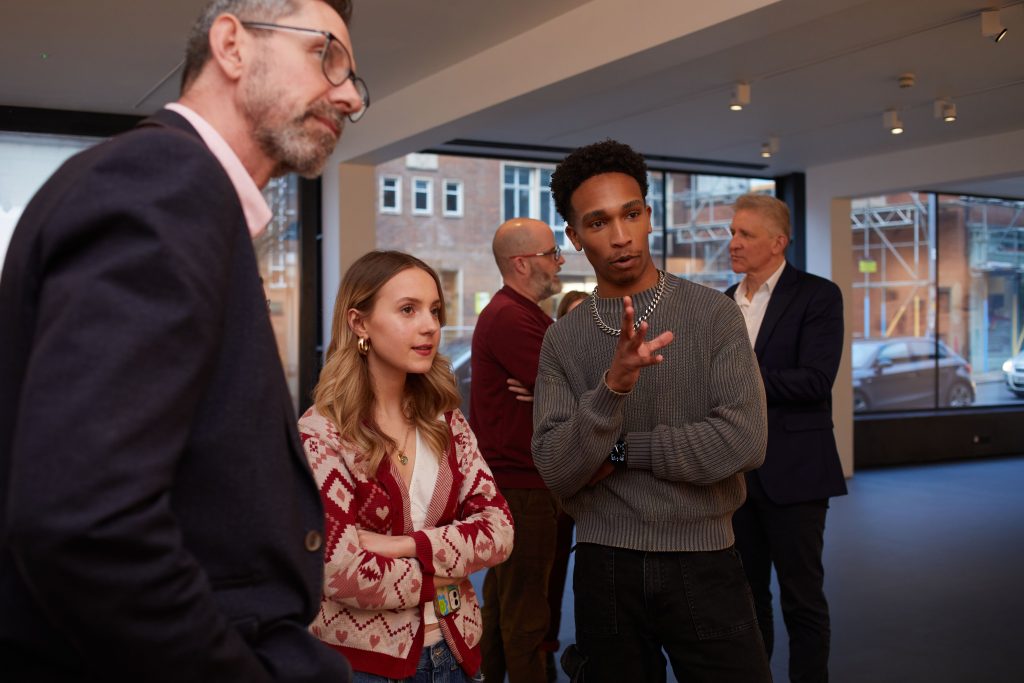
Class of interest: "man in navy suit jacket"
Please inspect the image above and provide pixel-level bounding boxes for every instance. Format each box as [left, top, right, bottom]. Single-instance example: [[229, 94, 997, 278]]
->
[[725, 194, 847, 683], [0, 1, 367, 680]]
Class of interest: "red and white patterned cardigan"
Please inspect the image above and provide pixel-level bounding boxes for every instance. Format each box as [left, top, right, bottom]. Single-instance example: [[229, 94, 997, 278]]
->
[[299, 407, 514, 679]]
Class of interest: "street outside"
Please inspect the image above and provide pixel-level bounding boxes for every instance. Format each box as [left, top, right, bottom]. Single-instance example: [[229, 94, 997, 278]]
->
[[972, 372, 1024, 407]]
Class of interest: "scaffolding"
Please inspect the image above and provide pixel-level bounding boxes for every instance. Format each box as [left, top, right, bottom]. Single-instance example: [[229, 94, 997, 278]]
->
[[665, 176, 770, 287], [851, 194, 1024, 372], [960, 198, 1024, 363], [965, 199, 1024, 270], [851, 195, 934, 339]]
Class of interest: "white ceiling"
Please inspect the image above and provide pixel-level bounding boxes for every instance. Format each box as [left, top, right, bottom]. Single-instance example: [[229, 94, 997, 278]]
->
[[2, 0, 1022, 197]]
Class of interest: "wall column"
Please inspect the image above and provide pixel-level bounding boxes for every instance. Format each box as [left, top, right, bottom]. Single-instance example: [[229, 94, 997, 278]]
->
[[830, 197, 854, 478], [321, 161, 376, 351]]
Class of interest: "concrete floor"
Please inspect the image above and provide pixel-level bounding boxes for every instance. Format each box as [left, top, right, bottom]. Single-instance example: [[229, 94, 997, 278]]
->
[[473, 455, 1024, 682]]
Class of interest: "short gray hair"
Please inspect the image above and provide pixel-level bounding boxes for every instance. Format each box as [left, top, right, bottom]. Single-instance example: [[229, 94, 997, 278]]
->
[[181, 0, 353, 92], [734, 193, 791, 240]]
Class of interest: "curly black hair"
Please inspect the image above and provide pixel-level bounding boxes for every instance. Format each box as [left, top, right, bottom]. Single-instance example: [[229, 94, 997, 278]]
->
[[550, 139, 649, 225]]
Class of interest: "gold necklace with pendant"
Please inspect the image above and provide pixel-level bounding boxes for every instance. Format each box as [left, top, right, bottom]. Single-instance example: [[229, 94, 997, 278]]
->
[[395, 423, 413, 466]]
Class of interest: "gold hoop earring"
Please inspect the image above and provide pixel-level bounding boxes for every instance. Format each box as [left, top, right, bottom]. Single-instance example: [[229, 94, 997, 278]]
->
[[357, 337, 370, 356]]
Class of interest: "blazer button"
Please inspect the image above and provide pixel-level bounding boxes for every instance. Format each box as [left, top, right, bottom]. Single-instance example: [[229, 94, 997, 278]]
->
[[304, 530, 323, 552]]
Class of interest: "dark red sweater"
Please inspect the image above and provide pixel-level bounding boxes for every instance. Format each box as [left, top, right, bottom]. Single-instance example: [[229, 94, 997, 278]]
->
[[470, 286, 553, 489]]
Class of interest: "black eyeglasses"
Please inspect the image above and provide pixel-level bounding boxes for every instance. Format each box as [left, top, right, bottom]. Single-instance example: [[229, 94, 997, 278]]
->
[[241, 21, 370, 122], [508, 245, 562, 261]]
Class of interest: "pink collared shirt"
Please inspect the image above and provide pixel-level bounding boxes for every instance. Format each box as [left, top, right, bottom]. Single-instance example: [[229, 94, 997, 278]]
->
[[164, 103, 272, 237]]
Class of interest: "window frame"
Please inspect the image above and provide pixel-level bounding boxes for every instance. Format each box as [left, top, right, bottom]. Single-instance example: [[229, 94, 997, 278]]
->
[[500, 162, 566, 245], [442, 179, 464, 217], [0, 106, 324, 415], [412, 176, 434, 216], [379, 175, 401, 214]]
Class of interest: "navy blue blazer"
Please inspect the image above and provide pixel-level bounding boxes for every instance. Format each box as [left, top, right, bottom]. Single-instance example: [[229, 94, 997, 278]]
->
[[726, 263, 848, 504], [0, 110, 349, 681]]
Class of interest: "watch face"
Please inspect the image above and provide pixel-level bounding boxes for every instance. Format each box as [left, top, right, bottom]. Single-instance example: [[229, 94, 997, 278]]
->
[[610, 440, 626, 464]]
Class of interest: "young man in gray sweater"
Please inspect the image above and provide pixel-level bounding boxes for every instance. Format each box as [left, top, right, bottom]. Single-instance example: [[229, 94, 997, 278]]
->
[[532, 139, 772, 682]]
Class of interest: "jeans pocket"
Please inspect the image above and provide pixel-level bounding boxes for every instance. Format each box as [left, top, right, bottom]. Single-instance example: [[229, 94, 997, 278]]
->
[[572, 544, 617, 636], [560, 643, 588, 682], [679, 547, 758, 640]]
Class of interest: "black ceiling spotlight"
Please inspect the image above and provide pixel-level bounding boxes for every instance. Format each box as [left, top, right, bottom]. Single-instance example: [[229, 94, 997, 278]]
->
[[981, 9, 1008, 43]]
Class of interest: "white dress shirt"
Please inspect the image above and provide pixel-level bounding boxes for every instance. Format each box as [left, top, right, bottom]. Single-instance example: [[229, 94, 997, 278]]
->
[[734, 260, 787, 347]]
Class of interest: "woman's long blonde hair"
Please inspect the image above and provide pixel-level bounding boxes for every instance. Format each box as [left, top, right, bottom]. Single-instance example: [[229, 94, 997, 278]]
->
[[313, 251, 461, 476]]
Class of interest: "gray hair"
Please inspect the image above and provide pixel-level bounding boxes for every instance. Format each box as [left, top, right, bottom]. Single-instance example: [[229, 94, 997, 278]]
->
[[181, 0, 353, 92], [734, 193, 791, 240]]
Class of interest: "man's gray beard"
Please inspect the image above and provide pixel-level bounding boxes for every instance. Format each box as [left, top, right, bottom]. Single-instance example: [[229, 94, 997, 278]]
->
[[242, 59, 342, 179], [535, 273, 560, 302], [255, 114, 339, 179]]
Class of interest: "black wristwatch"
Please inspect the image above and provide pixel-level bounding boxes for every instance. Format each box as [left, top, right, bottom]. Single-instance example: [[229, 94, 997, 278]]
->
[[609, 437, 627, 468]]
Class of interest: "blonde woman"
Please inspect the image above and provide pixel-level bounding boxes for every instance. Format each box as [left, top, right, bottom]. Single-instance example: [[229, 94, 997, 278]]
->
[[300, 250, 513, 682]]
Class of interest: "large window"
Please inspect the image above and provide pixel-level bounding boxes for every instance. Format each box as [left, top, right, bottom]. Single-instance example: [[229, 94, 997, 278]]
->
[[660, 173, 775, 289], [0, 132, 99, 267], [374, 152, 775, 417], [851, 192, 1024, 413], [501, 164, 566, 247], [1, 130, 310, 413], [255, 175, 306, 412]]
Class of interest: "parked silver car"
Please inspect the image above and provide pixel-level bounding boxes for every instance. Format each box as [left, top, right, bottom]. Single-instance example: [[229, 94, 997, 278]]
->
[[1001, 351, 1024, 397], [440, 336, 473, 417], [852, 337, 975, 412]]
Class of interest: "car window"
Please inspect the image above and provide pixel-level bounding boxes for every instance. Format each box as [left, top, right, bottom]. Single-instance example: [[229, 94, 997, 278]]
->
[[878, 342, 911, 364], [852, 341, 882, 368], [908, 340, 939, 361]]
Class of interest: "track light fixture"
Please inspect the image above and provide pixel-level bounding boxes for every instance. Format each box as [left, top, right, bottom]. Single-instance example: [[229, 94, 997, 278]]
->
[[730, 82, 750, 111], [934, 98, 957, 123], [981, 9, 1008, 43], [760, 136, 779, 159], [883, 109, 904, 135]]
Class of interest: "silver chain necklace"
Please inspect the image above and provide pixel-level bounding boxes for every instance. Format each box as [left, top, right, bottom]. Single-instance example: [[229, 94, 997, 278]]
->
[[589, 271, 667, 337]]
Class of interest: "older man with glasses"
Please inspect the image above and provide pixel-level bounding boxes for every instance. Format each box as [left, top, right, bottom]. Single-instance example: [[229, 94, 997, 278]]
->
[[470, 217, 567, 683], [0, 1, 365, 681]]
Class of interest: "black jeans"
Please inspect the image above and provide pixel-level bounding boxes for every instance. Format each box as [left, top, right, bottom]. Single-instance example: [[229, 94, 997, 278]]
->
[[569, 543, 772, 683], [733, 474, 831, 683]]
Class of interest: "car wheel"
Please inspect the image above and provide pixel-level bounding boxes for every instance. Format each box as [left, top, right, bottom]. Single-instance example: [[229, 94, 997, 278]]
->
[[946, 382, 974, 407], [1013, 390, 1024, 399], [853, 391, 869, 412]]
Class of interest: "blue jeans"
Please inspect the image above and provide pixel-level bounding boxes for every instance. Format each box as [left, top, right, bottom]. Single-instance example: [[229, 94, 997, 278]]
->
[[352, 640, 482, 683], [568, 543, 772, 683]]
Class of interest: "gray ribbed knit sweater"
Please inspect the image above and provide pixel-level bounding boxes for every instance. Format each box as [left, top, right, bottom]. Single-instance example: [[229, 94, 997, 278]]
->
[[532, 272, 767, 552]]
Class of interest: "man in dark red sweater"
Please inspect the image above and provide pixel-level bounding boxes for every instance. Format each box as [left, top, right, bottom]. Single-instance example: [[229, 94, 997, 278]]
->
[[472, 217, 565, 683]]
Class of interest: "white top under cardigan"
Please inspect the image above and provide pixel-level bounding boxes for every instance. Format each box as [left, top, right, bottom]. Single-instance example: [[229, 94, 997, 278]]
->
[[408, 428, 443, 644]]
